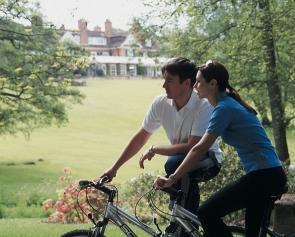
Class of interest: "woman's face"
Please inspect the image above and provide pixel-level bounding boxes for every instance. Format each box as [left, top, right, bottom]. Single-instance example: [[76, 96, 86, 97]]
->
[[194, 71, 211, 98]]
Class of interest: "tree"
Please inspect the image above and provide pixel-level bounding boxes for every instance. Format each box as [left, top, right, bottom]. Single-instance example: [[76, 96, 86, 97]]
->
[[0, 0, 88, 135], [130, 17, 150, 46], [143, 0, 295, 164]]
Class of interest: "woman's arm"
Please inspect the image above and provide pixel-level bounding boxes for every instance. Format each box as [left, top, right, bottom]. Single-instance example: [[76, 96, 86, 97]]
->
[[154, 133, 218, 188]]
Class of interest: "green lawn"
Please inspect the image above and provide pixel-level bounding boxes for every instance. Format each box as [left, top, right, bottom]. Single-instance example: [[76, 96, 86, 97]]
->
[[0, 79, 167, 183], [0, 218, 151, 237]]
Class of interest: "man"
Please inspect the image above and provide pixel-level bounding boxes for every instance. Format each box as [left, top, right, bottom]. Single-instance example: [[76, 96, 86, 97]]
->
[[100, 57, 222, 215]]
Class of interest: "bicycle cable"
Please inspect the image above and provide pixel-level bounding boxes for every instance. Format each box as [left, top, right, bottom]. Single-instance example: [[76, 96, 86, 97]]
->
[[76, 188, 91, 222], [134, 187, 158, 225], [148, 187, 195, 222], [147, 188, 171, 221], [104, 183, 120, 214]]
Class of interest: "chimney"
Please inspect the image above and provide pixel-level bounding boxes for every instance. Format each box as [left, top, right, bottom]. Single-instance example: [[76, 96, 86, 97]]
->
[[94, 26, 101, 32], [78, 19, 88, 45], [105, 19, 112, 37], [60, 24, 65, 31], [78, 19, 87, 31]]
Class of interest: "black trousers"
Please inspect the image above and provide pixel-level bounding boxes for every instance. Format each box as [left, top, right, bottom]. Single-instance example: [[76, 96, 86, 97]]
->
[[197, 166, 287, 237]]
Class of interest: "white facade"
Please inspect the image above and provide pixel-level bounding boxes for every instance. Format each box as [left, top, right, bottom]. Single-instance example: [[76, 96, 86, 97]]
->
[[91, 56, 166, 77]]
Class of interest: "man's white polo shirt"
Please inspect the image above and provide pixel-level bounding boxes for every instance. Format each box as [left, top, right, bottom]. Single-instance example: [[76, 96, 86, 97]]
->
[[142, 90, 222, 162]]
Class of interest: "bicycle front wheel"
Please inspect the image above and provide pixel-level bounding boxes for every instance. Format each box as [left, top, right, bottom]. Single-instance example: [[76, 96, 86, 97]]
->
[[61, 229, 94, 237], [228, 226, 245, 237]]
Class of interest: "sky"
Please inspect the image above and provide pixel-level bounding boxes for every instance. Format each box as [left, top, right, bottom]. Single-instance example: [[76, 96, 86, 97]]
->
[[33, 0, 149, 31]]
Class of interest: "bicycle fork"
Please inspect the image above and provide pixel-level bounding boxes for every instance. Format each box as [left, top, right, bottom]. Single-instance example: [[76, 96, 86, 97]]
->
[[163, 203, 202, 237]]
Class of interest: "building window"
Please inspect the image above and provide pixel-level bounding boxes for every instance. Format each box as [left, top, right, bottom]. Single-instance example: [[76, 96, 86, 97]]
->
[[147, 67, 155, 77], [102, 51, 110, 56], [88, 37, 107, 45], [126, 48, 134, 57], [120, 64, 127, 76], [110, 64, 117, 76], [101, 64, 107, 75], [128, 65, 137, 76]]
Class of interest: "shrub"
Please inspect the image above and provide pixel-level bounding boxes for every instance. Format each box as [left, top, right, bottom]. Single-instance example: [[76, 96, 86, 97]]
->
[[0, 205, 4, 219], [121, 172, 170, 224], [284, 163, 295, 193], [43, 167, 83, 223], [26, 192, 45, 206], [44, 167, 108, 224]]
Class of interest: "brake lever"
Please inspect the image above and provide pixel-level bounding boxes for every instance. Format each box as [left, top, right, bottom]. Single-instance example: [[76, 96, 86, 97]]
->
[[98, 176, 110, 186]]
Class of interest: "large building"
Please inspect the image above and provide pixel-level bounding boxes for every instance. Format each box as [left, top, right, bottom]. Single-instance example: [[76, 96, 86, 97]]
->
[[61, 19, 163, 77]]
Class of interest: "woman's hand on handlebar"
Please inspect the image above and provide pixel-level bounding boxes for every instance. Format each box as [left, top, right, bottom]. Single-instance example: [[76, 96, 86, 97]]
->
[[154, 175, 174, 189]]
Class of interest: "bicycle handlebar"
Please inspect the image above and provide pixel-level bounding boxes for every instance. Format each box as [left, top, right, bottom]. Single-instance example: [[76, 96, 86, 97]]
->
[[156, 186, 183, 200], [79, 178, 183, 201], [78, 177, 115, 197]]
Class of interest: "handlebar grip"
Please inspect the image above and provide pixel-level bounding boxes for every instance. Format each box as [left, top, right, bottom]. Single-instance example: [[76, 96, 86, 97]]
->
[[99, 176, 109, 185], [161, 187, 183, 198], [79, 180, 93, 188]]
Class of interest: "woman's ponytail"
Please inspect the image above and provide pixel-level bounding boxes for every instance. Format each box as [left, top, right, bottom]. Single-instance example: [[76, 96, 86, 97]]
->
[[227, 85, 257, 115]]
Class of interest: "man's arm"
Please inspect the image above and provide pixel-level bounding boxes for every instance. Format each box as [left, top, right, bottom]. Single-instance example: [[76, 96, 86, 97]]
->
[[100, 128, 151, 180], [152, 135, 201, 156], [139, 135, 201, 169]]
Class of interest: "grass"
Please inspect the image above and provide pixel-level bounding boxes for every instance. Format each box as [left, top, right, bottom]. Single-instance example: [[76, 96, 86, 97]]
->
[[0, 79, 167, 182], [0, 218, 151, 237]]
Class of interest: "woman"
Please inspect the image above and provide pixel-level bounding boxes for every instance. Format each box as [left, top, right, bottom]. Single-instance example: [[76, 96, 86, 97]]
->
[[154, 60, 287, 237]]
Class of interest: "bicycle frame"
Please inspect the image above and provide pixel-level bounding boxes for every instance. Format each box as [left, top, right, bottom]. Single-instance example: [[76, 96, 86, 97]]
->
[[92, 198, 203, 237], [169, 202, 203, 237], [99, 200, 158, 237], [74, 180, 292, 237]]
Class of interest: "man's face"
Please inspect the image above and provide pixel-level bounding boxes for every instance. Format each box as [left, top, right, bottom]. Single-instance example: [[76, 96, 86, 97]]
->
[[162, 71, 189, 99]]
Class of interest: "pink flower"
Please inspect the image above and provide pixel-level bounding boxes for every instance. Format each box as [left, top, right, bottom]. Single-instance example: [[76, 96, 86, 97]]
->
[[43, 199, 53, 210], [63, 167, 71, 174]]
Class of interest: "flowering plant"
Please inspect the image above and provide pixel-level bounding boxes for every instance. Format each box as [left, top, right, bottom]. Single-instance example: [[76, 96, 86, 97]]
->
[[43, 167, 107, 223]]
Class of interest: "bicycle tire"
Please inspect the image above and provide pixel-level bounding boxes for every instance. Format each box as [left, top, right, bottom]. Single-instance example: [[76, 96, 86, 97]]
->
[[228, 226, 245, 237], [61, 229, 95, 237]]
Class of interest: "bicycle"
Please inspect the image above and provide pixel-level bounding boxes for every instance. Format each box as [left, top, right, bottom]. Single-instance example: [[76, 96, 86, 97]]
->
[[60, 176, 252, 237]]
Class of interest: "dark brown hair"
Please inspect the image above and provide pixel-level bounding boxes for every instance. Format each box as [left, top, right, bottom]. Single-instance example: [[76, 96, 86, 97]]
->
[[198, 61, 257, 115], [161, 57, 197, 87]]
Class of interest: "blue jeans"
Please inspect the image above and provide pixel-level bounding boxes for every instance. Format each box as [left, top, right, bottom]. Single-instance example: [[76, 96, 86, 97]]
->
[[164, 154, 200, 215]]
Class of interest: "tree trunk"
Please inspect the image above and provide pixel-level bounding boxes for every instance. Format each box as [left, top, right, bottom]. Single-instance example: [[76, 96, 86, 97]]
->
[[258, 0, 290, 164]]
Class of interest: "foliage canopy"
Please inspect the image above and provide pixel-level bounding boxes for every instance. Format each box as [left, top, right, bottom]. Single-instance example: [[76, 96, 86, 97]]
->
[[0, 0, 88, 135]]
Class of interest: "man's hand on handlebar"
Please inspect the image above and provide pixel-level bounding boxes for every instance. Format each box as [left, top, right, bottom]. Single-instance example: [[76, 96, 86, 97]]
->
[[100, 167, 117, 182]]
